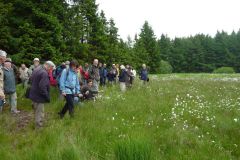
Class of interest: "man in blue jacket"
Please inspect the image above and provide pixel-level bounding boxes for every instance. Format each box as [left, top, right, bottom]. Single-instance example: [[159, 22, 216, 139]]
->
[[59, 60, 81, 118], [140, 64, 149, 84]]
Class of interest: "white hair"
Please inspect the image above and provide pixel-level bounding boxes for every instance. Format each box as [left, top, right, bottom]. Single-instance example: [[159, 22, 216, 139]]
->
[[45, 61, 55, 68], [0, 50, 7, 57]]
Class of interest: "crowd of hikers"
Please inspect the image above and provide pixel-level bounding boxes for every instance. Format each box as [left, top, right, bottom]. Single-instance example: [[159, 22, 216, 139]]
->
[[0, 49, 149, 128]]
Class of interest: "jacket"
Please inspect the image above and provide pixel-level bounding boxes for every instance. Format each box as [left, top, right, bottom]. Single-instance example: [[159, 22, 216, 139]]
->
[[29, 66, 50, 103], [19, 67, 29, 80], [89, 65, 100, 81], [119, 69, 128, 83], [49, 69, 57, 86], [3, 67, 16, 94], [0, 66, 4, 99], [99, 67, 108, 78], [59, 68, 80, 95], [140, 69, 148, 81]]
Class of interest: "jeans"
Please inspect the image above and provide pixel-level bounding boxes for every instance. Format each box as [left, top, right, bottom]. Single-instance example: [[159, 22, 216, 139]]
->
[[100, 77, 106, 86], [60, 94, 74, 117], [92, 80, 99, 93], [33, 102, 44, 127], [6, 92, 17, 113], [21, 79, 29, 88]]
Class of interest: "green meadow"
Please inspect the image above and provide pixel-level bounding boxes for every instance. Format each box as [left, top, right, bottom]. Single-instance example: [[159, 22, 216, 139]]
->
[[0, 74, 239, 160]]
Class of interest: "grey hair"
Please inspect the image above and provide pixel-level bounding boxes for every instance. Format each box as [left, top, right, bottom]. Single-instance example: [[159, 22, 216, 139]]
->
[[0, 50, 7, 57], [45, 61, 55, 68]]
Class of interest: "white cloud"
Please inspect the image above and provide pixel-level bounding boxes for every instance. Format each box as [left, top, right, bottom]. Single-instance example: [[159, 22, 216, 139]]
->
[[96, 0, 240, 40]]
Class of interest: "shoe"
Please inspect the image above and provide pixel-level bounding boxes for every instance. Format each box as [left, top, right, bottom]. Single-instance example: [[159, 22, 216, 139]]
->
[[58, 112, 64, 119], [11, 110, 20, 114]]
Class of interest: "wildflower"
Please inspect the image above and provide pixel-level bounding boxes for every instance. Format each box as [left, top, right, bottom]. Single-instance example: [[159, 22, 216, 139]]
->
[[234, 118, 238, 122], [112, 117, 115, 120]]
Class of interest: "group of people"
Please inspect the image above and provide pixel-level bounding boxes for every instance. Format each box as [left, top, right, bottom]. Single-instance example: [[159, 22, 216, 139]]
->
[[0, 49, 149, 128]]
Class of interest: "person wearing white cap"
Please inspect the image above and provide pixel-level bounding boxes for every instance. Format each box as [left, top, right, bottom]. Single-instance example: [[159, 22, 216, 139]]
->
[[119, 65, 128, 92], [28, 60, 55, 128], [28, 58, 40, 76], [140, 64, 149, 85], [0, 49, 7, 112]]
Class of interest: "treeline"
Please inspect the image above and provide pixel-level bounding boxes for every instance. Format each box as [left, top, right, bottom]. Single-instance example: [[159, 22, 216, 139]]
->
[[0, 0, 240, 73]]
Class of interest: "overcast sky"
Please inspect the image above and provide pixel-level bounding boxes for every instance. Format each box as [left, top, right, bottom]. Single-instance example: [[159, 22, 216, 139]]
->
[[96, 0, 240, 40]]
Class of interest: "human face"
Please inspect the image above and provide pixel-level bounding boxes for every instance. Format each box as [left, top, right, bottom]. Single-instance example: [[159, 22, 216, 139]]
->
[[0, 56, 6, 64], [71, 65, 77, 71], [88, 82, 93, 87], [21, 64, 26, 69], [44, 64, 51, 71], [93, 59, 98, 66], [34, 60, 40, 67], [4, 62, 11, 69]]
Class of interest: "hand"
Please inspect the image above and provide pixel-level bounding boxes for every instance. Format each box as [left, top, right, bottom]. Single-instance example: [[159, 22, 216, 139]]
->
[[0, 94, 5, 100], [78, 94, 83, 98], [62, 93, 66, 97]]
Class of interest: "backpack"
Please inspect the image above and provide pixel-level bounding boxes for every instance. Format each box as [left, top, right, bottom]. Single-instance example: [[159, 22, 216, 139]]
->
[[53, 66, 65, 83]]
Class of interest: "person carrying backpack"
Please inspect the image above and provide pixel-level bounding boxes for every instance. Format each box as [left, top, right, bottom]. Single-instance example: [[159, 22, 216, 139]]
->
[[58, 60, 81, 118], [53, 62, 66, 84]]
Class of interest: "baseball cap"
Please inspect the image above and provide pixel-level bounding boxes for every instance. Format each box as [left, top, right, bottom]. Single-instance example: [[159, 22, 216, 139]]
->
[[33, 58, 40, 62]]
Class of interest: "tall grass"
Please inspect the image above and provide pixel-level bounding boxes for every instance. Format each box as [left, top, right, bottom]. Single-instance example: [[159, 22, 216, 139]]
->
[[114, 137, 152, 160], [0, 74, 240, 159]]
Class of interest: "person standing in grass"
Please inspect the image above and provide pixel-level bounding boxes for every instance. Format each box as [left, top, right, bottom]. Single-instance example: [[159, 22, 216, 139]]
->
[[19, 64, 29, 88], [29, 61, 55, 128], [28, 58, 41, 77], [0, 50, 7, 112], [82, 63, 90, 85], [119, 65, 128, 92], [99, 63, 108, 86], [140, 64, 149, 84], [3, 60, 20, 114], [89, 59, 100, 93], [59, 60, 81, 118], [108, 64, 118, 85]]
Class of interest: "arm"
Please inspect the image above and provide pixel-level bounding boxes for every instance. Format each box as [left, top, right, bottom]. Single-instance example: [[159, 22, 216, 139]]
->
[[59, 69, 67, 94], [39, 72, 50, 101], [75, 75, 80, 94]]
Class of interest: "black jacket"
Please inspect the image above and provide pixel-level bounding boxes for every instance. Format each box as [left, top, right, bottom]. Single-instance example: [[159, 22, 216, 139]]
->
[[29, 66, 50, 103]]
